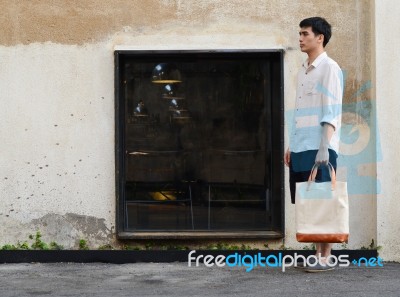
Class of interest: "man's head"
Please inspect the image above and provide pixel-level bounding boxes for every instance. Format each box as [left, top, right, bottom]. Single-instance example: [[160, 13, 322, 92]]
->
[[299, 17, 332, 53]]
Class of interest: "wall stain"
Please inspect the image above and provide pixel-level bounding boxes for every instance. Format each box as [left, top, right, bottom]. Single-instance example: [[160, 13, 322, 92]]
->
[[64, 213, 112, 238], [0, 0, 179, 45], [29, 213, 113, 248]]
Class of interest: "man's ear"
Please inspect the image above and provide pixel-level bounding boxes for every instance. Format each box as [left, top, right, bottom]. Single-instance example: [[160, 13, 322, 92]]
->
[[317, 34, 324, 45]]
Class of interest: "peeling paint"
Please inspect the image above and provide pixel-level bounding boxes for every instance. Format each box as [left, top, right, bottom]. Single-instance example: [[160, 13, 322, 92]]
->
[[0, 213, 113, 249]]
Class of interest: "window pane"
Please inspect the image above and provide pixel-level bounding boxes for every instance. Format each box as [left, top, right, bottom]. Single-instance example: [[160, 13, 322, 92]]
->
[[119, 52, 281, 232]]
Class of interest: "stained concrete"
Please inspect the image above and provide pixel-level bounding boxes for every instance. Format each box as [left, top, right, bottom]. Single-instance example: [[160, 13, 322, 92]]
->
[[0, 0, 372, 100], [375, 0, 400, 262], [0, 262, 399, 297], [0, 0, 389, 257]]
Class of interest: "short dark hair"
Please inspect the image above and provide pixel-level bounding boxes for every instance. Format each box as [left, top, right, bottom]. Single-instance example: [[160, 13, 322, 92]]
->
[[299, 17, 332, 47]]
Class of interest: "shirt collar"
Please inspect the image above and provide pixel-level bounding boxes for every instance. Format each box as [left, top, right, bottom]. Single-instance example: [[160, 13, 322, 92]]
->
[[303, 52, 328, 69]]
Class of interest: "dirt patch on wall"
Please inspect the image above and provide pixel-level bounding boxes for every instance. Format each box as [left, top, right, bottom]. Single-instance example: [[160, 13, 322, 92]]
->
[[0, 0, 179, 45], [30, 213, 113, 248]]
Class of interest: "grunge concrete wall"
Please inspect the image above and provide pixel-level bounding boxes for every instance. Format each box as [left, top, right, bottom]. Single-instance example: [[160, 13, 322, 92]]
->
[[375, 0, 400, 262], [0, 0, 382, 253]]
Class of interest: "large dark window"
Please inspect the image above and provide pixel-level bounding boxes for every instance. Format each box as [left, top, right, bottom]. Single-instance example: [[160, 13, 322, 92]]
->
[[115, 50, 284, 238]]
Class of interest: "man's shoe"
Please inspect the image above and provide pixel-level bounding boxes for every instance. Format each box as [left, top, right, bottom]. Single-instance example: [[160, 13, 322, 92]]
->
[[294, 261, 308, 269], [305, 263, 335, 273], [294, 257, 318, 269]]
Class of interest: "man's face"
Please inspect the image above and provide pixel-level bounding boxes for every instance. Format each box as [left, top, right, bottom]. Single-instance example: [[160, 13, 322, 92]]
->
[[299, 26, 323, 53]]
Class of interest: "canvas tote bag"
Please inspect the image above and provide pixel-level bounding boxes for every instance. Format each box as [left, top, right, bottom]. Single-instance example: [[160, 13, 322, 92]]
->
[[295, 163, 349, 243]]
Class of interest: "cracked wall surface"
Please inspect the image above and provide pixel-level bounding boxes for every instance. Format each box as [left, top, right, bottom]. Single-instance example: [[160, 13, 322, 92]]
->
[[0, 0, 388, 255]]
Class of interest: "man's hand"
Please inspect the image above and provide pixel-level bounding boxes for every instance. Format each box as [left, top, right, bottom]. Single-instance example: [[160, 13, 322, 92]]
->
[[284, 147, 291, 167], [315, 123, 334, 165], [315, 144, 329, 165]]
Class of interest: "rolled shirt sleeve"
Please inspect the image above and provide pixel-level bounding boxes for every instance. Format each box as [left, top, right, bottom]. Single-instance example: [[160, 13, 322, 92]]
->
[[319, 63, 344, 130]]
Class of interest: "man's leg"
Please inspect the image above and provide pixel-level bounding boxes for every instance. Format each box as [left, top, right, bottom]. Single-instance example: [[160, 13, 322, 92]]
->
[[321, 243, 333, 259], [315, 243, 322, 256], [315, 243, 333, 261], [307, 154, 337, 272], [290, 160, 313, 269], [289, 161, 311, 204], [314, 151, 336, 263]]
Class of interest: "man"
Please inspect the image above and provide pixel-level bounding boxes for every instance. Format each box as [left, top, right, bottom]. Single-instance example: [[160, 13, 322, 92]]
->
[[284, 17, 343, 272]]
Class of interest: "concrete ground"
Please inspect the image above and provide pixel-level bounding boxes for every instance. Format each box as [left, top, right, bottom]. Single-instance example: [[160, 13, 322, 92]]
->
[[0, 262, 399, 297]]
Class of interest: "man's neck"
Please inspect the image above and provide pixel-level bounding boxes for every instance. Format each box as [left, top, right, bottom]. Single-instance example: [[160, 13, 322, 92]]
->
[[307, 49, 325, 66]]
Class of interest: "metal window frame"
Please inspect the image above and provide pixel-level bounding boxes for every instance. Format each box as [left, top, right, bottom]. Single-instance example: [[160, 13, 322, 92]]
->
[[115, 49, 285, 239]]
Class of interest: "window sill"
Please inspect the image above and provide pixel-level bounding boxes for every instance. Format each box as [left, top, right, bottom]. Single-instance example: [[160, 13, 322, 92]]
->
[[118, 231, 283, 240]]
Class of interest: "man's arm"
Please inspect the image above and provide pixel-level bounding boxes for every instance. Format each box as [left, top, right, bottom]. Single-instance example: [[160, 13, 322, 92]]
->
[[315, 123, 334, 164], [315, 63, 343, 164]]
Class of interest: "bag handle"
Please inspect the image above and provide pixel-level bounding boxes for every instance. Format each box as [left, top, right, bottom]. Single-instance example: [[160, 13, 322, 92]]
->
[[307, 162, 336, 191]]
